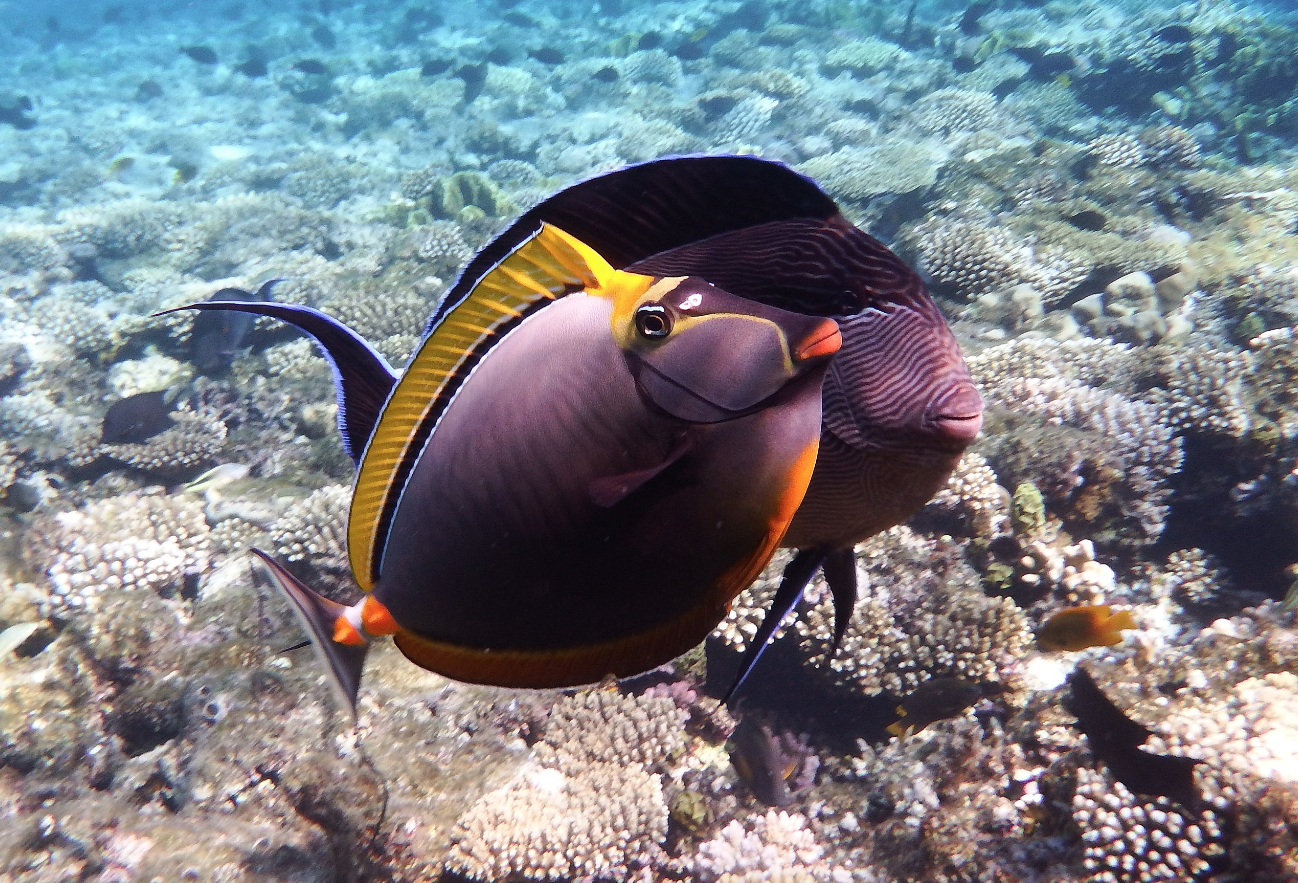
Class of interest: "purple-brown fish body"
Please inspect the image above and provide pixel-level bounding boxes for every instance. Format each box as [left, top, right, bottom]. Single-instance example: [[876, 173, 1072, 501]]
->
[[161, 223, 839, 713], [440, 156, 981, 700]]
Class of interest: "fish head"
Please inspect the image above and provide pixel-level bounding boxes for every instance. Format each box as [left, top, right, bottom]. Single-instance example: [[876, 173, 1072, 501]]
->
[[609, 275, 840, 423], [825, 295, 983, 453]]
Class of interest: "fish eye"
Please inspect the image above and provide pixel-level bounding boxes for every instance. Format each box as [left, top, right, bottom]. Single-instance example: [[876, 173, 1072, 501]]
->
[[634, 304, 672, 340]]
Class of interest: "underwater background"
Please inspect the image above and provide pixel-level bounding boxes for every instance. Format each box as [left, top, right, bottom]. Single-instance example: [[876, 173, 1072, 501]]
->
[[3, 0, 1298, 880]]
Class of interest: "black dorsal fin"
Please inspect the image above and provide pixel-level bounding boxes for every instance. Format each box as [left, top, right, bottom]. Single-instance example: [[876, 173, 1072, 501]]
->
[[156, 301, 395, 464], [427, 155, 837, 332]]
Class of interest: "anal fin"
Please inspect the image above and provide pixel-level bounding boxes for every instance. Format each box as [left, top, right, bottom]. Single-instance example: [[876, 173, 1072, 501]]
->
[[822, 547, 858, 657], [250, 549, 368, 719], [721, 547, 828, 706]]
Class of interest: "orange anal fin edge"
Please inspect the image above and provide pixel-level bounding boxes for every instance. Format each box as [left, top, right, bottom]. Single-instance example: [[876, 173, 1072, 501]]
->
[[250, 548, 368, 720]]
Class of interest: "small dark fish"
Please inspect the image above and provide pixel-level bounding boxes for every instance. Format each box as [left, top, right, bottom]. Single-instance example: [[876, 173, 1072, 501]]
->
[[671, 42, 706, 61], [189, 279, 279, 373], [1007, 46, 1075, 79], [1064, 209, 1108, 231], [0, 96, 36, 130], [455, 62, 489, 102], [960, 1, 994, 36], [1065, 668, 1201, 808], [503, 10, 536, 26], [529, 47, 565, 65], [103, 5, 126, 23], [952, 55, 978, 74], [729, 717, 817, 807], [292, 59, 329, 75], [101, 391, 175, 444], [136, 80, 164, 100], [420, 58, 452, 77], [886, 677, 984, 737], [311, 25, 336, 49], [637, 32, 662, 50], [1154, 24, 1193, 44], [1038, 605, 1135, 651], [235, 59, 268, 77], [181, 45, 219, 65], [592, 66, 620, 83], [485, 47, 512, 65], [699, 94, 739, 117]]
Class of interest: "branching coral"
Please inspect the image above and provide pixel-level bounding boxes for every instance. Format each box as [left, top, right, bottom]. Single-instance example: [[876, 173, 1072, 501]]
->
[[445, 690, 684, 881], [25, 490, 211, 611]]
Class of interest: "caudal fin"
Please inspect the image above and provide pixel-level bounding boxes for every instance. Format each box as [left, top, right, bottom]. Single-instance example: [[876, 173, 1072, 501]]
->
[[250, 549, 368, 718]]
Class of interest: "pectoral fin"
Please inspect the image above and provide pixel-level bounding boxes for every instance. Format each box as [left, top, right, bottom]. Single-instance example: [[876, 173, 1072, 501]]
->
[[588, 433, 695, 507]]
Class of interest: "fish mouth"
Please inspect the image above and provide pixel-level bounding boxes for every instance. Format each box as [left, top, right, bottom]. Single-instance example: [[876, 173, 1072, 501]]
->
[[793, 320, 842, 363], [929, 383, 984, 443]]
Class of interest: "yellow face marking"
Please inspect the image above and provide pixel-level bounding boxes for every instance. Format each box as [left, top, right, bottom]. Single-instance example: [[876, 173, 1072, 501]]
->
[[347, 224, 661, 591]]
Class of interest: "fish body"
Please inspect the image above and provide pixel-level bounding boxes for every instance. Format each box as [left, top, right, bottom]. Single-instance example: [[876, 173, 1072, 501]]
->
[[167, 223, 838, 711], [1037, 605, 1137, 652], [886, 677, 983, 737], [189, 278, 278, 373], [181, 45, 218, 65], [101, 390, 174, 444], [1065, 668, 1201, 808], [729, 717, 810, 807]]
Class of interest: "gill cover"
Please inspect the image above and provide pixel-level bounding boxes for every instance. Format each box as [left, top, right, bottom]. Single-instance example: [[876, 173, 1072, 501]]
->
[[621, 277, 842, 424]]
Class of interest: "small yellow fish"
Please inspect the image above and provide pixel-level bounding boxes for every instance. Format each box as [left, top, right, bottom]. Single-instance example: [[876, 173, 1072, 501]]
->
[[1037, 605, 1136, 652]]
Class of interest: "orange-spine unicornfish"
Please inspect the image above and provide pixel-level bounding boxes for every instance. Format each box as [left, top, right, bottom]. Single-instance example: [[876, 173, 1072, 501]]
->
[[162, 219, 839, 716]]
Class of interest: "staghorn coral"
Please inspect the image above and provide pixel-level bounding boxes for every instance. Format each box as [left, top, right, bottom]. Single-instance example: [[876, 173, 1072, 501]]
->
[[911, 218, 1089, 304], [695, 810, 829, 880], [823, 38, 904, 75], [25, 490, 211, 611], [445, 689, 684, 881], [270, 485, 349, 575], [924, 452, 1012, 540], [1071, 766, 1225, 883], [799, 140, 946, 203]]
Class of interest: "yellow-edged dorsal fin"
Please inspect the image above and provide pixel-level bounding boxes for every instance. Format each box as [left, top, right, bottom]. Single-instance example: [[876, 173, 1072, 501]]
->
[[346, 224, 647, 590]]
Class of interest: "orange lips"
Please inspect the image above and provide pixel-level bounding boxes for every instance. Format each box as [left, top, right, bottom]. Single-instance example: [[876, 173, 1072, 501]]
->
[[794, 319, 842, 362]]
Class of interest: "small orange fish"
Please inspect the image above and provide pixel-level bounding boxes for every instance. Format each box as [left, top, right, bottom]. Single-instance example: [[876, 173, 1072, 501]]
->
[[1037, 605, 1136, 652]]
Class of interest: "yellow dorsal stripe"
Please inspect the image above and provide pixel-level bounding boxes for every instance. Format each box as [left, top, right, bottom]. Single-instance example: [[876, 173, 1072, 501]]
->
[[346, 223, 637, 591]]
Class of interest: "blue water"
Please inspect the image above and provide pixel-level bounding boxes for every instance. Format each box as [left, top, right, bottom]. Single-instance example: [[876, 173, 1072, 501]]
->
[[2, 0, 1298, 881]]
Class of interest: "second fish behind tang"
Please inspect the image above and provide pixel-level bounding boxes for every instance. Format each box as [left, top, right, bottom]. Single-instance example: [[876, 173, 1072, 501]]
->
[[169, 222, 840, 713]]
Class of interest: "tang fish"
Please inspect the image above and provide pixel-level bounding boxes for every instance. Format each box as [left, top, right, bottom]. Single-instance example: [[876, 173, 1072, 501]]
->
[[1065, 667, 1201, 808], [164, 223, 840, 713], [101, 390, 175, 444], [421, 155, 982, 700], [188, 278, 278, 373], [1037, 605, 1137, 652]]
